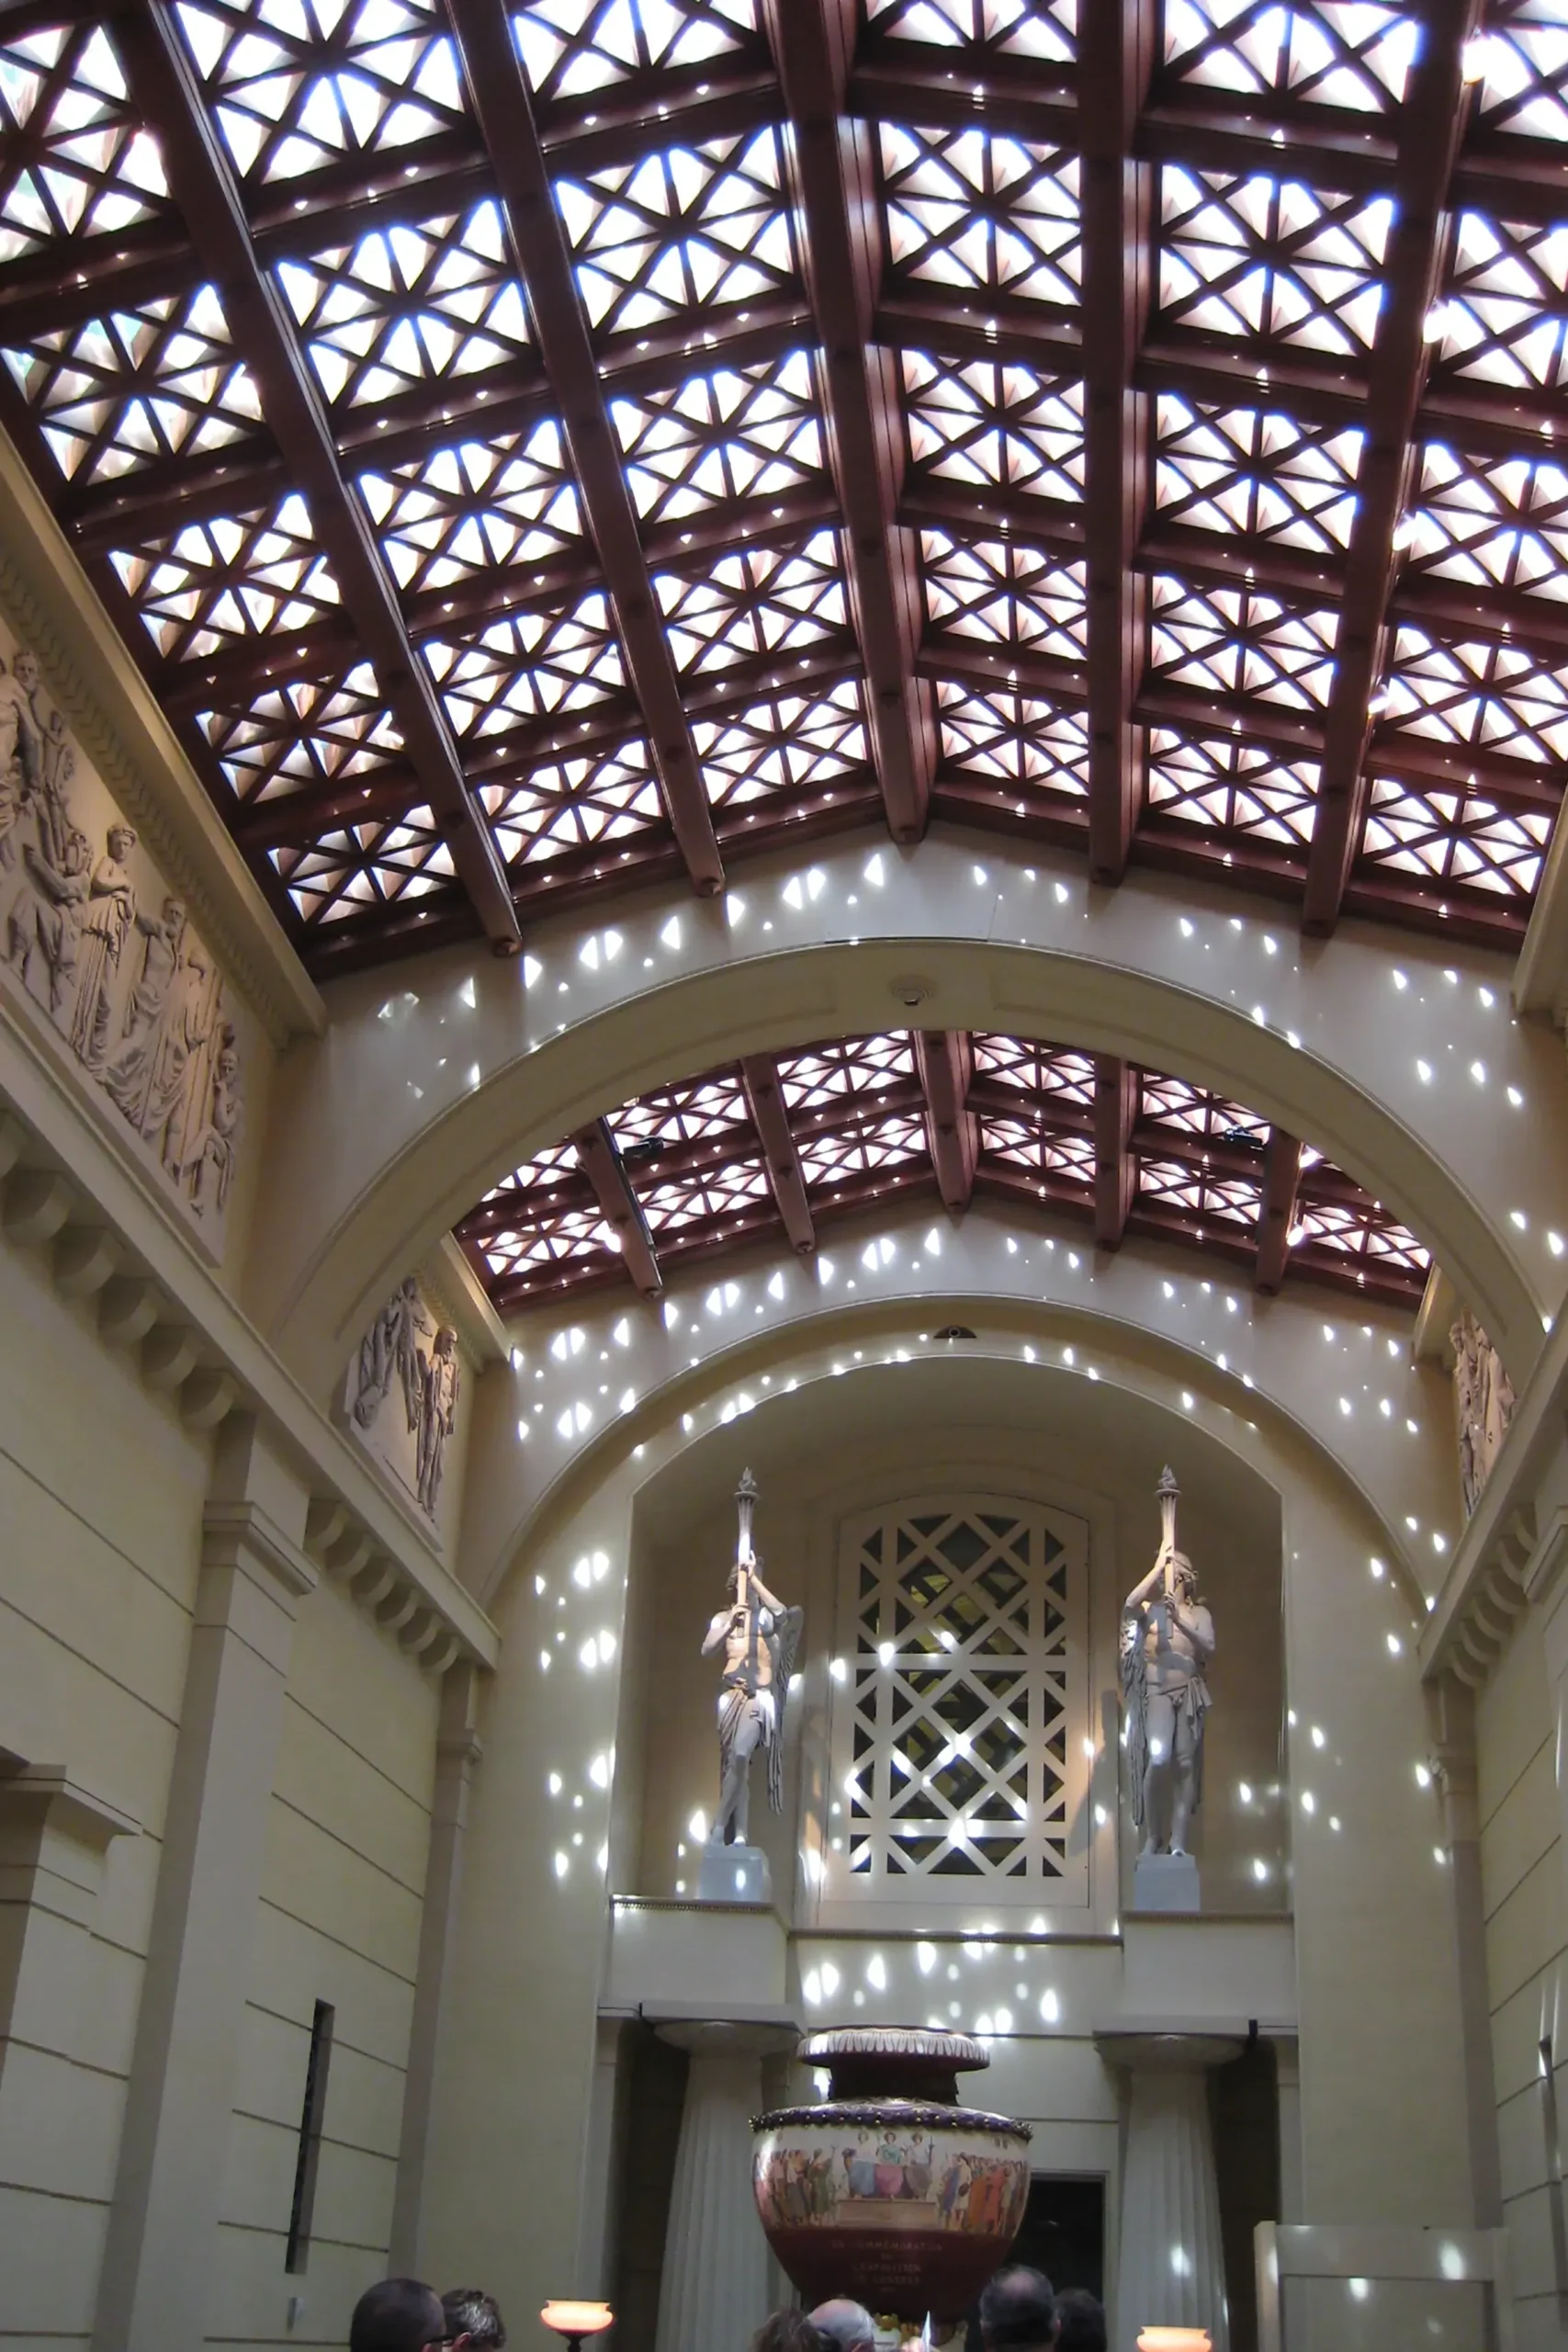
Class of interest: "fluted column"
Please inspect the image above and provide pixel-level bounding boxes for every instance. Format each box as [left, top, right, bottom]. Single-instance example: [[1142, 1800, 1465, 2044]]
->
[[653, 2019, 796, 2352], [1100, 2033, 1240, 2352]]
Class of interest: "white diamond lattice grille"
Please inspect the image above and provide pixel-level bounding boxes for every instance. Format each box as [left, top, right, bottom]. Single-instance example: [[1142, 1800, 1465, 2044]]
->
[[829, 1495, 1089, 1910]]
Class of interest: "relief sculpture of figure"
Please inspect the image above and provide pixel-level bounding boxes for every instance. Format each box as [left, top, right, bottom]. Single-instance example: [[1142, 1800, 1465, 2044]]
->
[[104, 899, 187, 1126], [350, 1275, 432, 1432], [69, 824, 137, 1069], [1451, 1306, 1516, 1517], [6, 824, 91, 1012], [171, 1024, 243, 1216], [702, 1469, 803, 1849], [1121, 1466, 1215, 1858], [414, 1325, 460, 1515]]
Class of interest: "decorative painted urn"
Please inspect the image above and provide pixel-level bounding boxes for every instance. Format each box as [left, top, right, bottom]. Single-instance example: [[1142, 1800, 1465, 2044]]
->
[[752, 2026, 1032, 2321]]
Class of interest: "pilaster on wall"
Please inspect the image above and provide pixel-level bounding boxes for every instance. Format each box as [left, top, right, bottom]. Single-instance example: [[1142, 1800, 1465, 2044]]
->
[[1427, 1674, 1505, 2227], [93, 1419, 317, 2352]]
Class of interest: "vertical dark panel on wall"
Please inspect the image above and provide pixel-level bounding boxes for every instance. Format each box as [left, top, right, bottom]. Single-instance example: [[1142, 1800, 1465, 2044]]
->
[[1210, 2041, 1280, 2352], [286, 1999, 335, 2275]]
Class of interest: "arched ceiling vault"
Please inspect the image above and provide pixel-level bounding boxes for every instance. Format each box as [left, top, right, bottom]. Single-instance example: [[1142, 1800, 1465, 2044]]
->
[[246, 861, 1564, 1386], [4, 1, 1567, 974]]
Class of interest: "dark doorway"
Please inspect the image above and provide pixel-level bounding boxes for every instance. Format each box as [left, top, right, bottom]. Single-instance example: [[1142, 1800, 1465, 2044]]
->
[[1011, 2174, 1105, 2301], [964, 2174, 1105, 2352]]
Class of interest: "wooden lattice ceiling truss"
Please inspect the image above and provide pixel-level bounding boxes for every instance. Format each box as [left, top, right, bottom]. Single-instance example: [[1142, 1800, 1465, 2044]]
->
[[3, 0, 1567, 978], [454, 1027, 1429, 1312]]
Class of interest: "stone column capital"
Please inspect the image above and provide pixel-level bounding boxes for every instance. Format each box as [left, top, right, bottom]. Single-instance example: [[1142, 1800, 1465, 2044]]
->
[[0, 1762, 140, 1857], [1094, 2030, 1245, 2074], [200, 1498, 317, 1603]]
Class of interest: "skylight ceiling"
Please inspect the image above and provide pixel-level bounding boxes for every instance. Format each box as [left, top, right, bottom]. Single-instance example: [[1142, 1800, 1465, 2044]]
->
[[453, 1026, 1429, 1313], [3, 1, 1567, 975]]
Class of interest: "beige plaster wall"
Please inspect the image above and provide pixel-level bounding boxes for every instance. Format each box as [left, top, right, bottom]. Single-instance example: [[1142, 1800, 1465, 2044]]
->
[[0, 1222, 209, 2347], [210, 1574, 438, 2348], [1476, 1608, 1568, 2352], [423, 1335, 1473, 2342]]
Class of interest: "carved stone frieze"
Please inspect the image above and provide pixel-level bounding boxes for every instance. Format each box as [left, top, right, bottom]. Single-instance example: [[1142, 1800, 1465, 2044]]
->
[[345, 1277, 464, 1529], [0, 614, 246, 1238]]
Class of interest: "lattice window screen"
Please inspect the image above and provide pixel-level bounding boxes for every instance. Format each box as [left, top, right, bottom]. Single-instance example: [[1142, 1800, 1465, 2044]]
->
[[826, 1495, 1089, 1909]]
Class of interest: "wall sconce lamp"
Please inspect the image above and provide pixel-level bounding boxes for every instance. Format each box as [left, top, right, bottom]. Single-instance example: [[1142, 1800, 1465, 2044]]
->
[[1137, 2332, 1212, 2351], [541, 2301, 615, 2352]]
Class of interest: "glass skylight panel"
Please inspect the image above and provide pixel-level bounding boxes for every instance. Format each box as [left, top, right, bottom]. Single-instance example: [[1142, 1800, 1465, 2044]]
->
[[654, 530, 849, 674], [779, 1034, 918, 1117], [4, 286, 262, 482], [1158, 166, 1392, 356], [1162, 1, 1416, 111], [177, 1, 469, 183], [0, 20, 167, 265], [1470, 5, 1568, 145], [1437, 214, 1568, 393], [1138, 1156, 1261, 1230], [611, 351, 827, 525], [920, 531, 1088, 663], [512, 0, 761, 107], [1146, 730, 1320, 851], [637, 1156, 772, 1236], [1147, 576, 1338, 709], [1404, 447, 1568, 602], [865, 0, 1076, 63], [1291, 1195, 1427, 1276], [357, 424, 583, 599], [902, 355, 1085, 503], [109, 496, 342, 663], [554, 128, 797, 339], [972, 1035, 1096, 1108], [422, 593, 626, 740], [269, 800, 456, 925], [611, 1069, 750, 1151], [477, 1203, 621, 1290], [276, 204, 532, 411], [199, 662, 403, 803], [1140, 1071, 1267, 1146], [1358, 776, 1555, 901], [694, 678, 870, 811], [796, 1110, 929, 1191], [1153, 396, 1364, 554], [479, 741, 664, 867], [978, 1115, 1096, 1189], [934, 682, 1089, 796], [1381, 628, 1568, 767], [481, 1138, 582, 1204], [879, 124, 1080, 310]]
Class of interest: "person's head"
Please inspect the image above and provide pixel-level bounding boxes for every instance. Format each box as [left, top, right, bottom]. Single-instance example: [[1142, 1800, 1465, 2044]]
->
[[1051, 2290, 1105, 2352], [979, 2265, 1058, 2352], [348, 2277, 452, 2352], [1169, 1550, 1198, 1601], [107, 824, 136, 859], [750, 2310, 829, 2352], [812, 2298, 876, 2352], [442, 2288, 505, 2349]]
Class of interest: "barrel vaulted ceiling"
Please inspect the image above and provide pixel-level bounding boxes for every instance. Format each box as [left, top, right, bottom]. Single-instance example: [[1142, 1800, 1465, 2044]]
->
[[3, 0, 1567, 987]]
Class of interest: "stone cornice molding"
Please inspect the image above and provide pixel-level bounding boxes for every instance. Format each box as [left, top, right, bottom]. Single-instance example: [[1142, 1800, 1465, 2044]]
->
[[0, 431, 322, 1051], [201, 1498, 318, 1603], [0, 1013, 497, 1675], [0, 1761, 141, 1850]]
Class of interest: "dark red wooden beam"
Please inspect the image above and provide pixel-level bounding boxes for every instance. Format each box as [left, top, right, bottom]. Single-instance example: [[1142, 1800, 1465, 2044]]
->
[[1093, 1055, 1138, 1250], [1078, 0, 1156, 884], [112, 7, 524, 953], [914, 1031, 977, 1214], [1256, 1127, 1304, 1295], [761, 0, 934, 844], [740, 1056, 817, 1256], [445, 0, 724, 899], [571, 1120, 663, 1300], [1303, 0, 1485, 934]]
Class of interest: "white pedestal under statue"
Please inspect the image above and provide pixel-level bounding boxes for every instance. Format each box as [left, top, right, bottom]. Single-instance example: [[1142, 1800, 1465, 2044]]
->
[[695, 1840, 772, 1905], [1098, 2032, 1240, 2352]]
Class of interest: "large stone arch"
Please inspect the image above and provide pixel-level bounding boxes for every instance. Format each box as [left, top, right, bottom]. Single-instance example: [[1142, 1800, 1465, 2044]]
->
[[245, 842, 1566, 1388], [459, 1216, 1454, 1620]]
